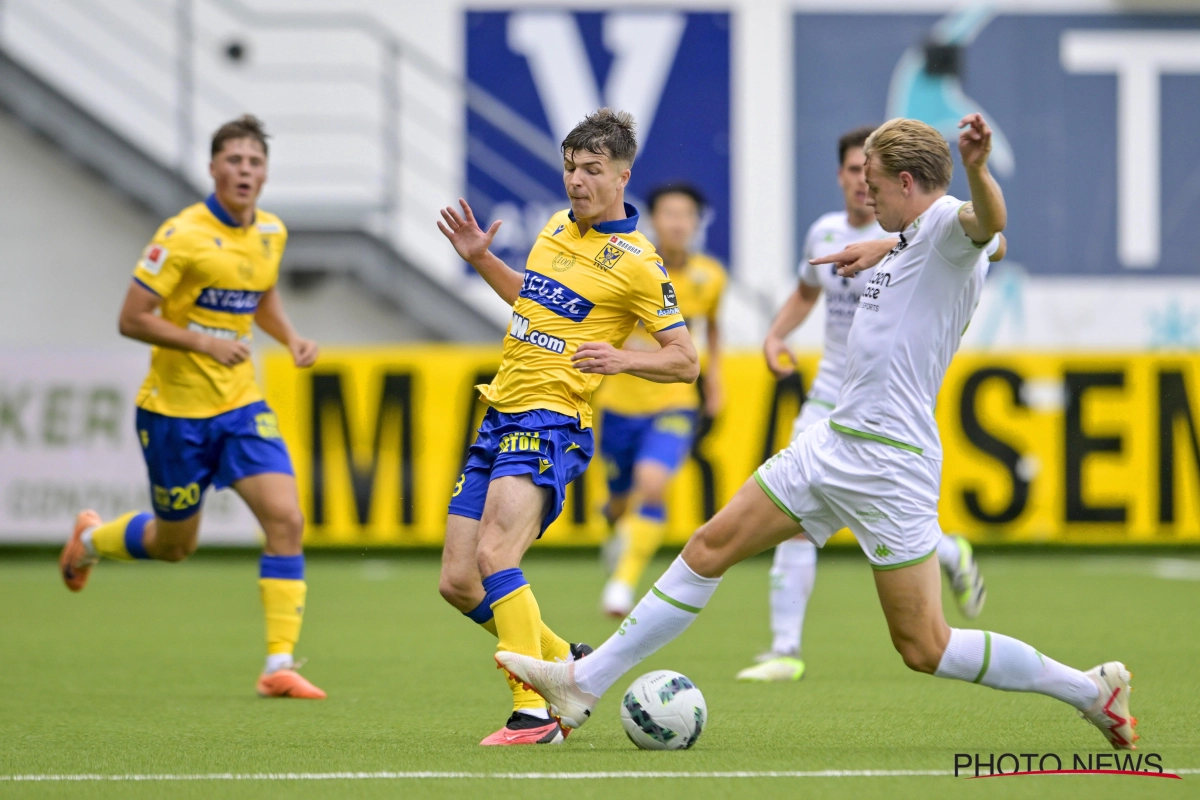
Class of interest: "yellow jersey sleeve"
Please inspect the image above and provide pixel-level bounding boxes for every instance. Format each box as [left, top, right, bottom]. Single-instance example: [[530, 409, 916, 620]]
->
[[132, 219, 190, 297], [626, 256, 686, 335]]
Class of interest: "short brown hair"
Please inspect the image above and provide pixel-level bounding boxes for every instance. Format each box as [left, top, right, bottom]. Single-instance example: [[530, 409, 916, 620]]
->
[[864, 118, 952, 191], [838, 125, 877, 165], [211, 114, 269, 157], [561, 108, 637, 165]]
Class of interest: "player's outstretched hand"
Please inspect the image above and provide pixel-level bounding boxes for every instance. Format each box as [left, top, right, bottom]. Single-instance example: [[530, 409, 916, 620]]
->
[[763, 335, 798, 380], [809, 237, 899, 278], [958, 113, 992, 171], [572, 341, 627, 375], [204, 338, 251, 367], [290, 337, 319, 368], [438, 199, 501, 263]]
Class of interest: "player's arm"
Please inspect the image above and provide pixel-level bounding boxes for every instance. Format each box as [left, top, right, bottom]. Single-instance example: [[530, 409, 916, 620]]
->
[[438, 198, 522, 304], [762, 282, 821, 379], [989, 233, 1007, 263], [254, 286, 319, 368], [117, 281, 249, 367], [808, 237, 900, 278], [573, 326, 699, 384], [956, 113, 1007, 244]]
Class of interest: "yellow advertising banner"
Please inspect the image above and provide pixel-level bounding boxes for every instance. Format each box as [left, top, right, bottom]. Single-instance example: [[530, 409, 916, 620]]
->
[[263, 349, 1200, 547]]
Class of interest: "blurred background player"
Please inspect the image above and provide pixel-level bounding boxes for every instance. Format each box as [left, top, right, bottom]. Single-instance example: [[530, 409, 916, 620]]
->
[[736, 125, 999, 683], [436, 108, 699, 745], [57, 115, 325, 700], [595, 183, 727, 618]]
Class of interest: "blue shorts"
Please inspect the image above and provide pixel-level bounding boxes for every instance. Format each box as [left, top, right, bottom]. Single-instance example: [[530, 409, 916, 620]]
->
[[136, 400, 294, 521], [448, 408, 594, 535], [599, 409, 697, 496]]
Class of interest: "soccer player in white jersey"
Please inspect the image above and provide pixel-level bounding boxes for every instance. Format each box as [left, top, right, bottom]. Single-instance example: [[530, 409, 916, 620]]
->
[[498, 115, 1138, 752], [737, 126, 994, 683]]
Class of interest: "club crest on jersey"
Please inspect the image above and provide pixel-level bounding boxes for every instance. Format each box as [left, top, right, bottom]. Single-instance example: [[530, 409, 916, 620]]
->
[[509, 312, 566, 354], [551, 251, 576, 273], [195, 288, 264, 314], [607, 235, 643, 256], [139, 244, 168, 275], [520, 272, 595, 322], [593, 243, 624, 271]]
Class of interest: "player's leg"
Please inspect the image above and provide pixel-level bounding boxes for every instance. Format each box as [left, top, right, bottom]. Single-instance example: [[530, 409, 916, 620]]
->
[[499, 473, 803, 727], [597, 410, 639, 576], [873, 556, 1136, 749], [603, 460, 669, 616], [440, 512, 577, 676], [232, 471, 324, 699], [735, 534, 814, 682], [935, 533, 986, 618], [736, 400, 829, 680], [60, 410, 211, 590], [604, 411, 695, 616]]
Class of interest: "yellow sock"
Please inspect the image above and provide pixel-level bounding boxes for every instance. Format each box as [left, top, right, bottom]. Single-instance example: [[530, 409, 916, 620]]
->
[[477, 615, 569, 662], [259, 554, 307, 657], [89, 511, 145, 561], [490, 583, 545, 713], [612, 507, 667, 589]]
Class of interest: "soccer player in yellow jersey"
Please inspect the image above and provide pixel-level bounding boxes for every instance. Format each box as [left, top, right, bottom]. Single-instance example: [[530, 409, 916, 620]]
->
[[437, 108, 699, 745], [594, 183, 727, 617], [58, 115, 326, 700]]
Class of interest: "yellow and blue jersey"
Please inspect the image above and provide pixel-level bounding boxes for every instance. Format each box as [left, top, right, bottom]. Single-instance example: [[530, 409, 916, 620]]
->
[[479, 204, 686, 428], [131, 194, 287, 418], [597, 252, 726, 416]]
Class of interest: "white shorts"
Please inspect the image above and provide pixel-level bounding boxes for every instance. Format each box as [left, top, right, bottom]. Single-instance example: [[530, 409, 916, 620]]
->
[[790, 399, 834, 442], [756, 420, 942, 569]]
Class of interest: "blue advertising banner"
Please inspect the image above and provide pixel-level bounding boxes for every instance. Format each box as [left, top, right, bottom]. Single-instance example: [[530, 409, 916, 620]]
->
[[466, 10, 731, 271], [793, 10, 1200, 276]]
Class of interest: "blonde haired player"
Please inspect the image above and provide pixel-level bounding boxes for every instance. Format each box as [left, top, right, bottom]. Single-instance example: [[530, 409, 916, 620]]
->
[[59, 115, 326, 700], [500, 115, 1139, 753], [596, 183, 726, 618], [737, 126, 995, 683]]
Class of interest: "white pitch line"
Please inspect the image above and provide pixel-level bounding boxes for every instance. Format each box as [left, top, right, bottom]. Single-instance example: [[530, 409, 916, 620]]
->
[[2, 768, 1193, 782], [0, 770, 952, 782]]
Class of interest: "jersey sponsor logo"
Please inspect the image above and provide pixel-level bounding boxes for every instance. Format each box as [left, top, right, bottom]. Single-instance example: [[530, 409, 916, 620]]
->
[[509, 311, 567, 354], [657, 307, 682, 316], [520, 272, 595, 322], [195, 287, 264, 314], [608, 235, 643, 256], [551, 251, 576, 272], [594, 243, 624, 271], [187, 321, 251, 343], [256, 222, 282, 233], [139, 244, 168, 275], [661, 282, 678, 308]]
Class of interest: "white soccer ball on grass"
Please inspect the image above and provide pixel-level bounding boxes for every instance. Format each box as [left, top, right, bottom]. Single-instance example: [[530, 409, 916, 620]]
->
[[619, 670, 707, 750]]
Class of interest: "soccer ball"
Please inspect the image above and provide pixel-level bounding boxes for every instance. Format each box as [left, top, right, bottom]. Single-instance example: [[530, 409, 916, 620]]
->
[[619, 670, 707, 750]]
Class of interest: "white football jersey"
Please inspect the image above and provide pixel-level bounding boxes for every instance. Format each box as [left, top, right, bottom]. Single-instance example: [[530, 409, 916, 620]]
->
[[831, 196, 996, 460], [798, 212, 892, 405]]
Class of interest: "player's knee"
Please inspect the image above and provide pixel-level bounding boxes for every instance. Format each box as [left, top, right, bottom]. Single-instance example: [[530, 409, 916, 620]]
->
[[679, 524, 726, 578], [156, 540, 196, 563], [437, 572, 479, 612], [893, 637, 942, 674]]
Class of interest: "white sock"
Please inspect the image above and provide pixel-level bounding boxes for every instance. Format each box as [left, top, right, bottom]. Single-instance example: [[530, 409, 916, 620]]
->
[[264, 653, 294, 674], [935, 534, 960, 573], [80, 528, 98, 558], [575, 555, 721, 697], [769, 538, 817, 656], [518, 707, 550, 720], [934, 629, 1100, 710]]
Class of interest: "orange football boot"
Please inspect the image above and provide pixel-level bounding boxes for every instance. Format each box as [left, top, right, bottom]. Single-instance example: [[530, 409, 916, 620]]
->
[[480, 712, 565, 745], [256, 667, 327, 699], [60, 509, 102, 592]]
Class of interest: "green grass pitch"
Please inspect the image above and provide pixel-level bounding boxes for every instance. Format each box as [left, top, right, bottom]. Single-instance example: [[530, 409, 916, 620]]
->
[[1, 547, 1197, 799]]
